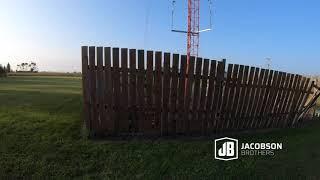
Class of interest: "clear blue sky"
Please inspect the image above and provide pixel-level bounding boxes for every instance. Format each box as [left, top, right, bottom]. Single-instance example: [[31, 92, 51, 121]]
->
[[0, 0, 319, 74]]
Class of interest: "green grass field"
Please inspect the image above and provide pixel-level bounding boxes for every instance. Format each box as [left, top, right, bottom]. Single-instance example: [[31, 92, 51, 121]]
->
[[1, 76, 320, 178]]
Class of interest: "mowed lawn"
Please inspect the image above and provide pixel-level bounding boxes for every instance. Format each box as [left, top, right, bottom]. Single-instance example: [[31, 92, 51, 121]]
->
[[0, 76, 320, 178]]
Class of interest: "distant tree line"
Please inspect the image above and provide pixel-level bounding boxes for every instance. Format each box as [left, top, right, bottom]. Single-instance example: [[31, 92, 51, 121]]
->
[[16, 62, 38, 72], [0, 63, 11, 77]]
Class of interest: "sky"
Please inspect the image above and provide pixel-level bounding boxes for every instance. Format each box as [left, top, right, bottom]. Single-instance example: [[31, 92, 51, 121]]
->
[[0, 0, 320, 74]]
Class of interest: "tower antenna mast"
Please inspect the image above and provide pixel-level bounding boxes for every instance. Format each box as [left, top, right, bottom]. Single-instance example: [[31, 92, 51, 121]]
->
[[171, 0, 212, 74], [266, 57, 272, 69]]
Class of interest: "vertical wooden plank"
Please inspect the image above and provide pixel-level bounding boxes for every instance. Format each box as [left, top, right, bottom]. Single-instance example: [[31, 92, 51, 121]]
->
[[235, 66, 249, 130], [119, 48, 129, 133], [265, 71, 281, 128], [184, 56, 195, 135], [278, 73, 294, 127], [169, 54, 179, 135], [255, 69, 271, 128], [218, 64, 233, 131], [112, 48, 120, 134], [258, 70, 273, 128], [177, 55, 187, 134], [129, 49, 137, 133], [284, 75, 299, 127], [288, 76, 303, 126], [268, 72, 282, 128], [145, 51, 154, 134], [137, 50, 146, 134], [228, 64, 240, 130], [290, 76, 307, 126], [225, 64, 239, 130], [294, 79, 313, 124], [300, 79, 313, 108], [190, 57, 203, 134], [205, 60, 217, 134], [231, 65, 244, 130], [88, 46, 98, 132], [96, 47, 105, 132], [293, 78, 313, 122], [104, 47, 114, 134], [281, 74, 296, 126], [235, 65, 249, 130], [278, 73, 292, 127], [296, 78, 310, 111], [81, 46, 91, 130], [236, 66, 249, 129], [252, 69, 266, 128], [274, 73, 290, 127], [269, 72, 286, 127], [161, 52, 170, 135], [154, 51, 162, 135], [199, 59, 210, 135], [212, 60, 226, 132], [247, 67, 260, 129], [241, 67, 255, 129], [289, 77, 305, 124]]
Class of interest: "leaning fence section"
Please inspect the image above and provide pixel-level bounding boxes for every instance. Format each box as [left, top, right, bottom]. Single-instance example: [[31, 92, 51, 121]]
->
[[81, 46, 314, 136]]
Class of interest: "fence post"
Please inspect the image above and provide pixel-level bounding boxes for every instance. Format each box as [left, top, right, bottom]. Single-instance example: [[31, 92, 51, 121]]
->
[[112, 48, 120, 135], [81, 46, 91, 131], [89, 46, 98, 133], [161, 52, 171, 136], [120, 48, 129, 133]]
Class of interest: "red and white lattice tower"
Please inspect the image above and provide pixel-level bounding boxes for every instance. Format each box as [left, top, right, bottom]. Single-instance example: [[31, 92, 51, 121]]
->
[[187, 0, 200, 67], [171, 0, 212, 73]]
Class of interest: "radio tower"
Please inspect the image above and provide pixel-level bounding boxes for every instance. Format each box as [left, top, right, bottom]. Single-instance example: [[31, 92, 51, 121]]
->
[[171, 0, 212, 72], [187, 0, 200, 67]]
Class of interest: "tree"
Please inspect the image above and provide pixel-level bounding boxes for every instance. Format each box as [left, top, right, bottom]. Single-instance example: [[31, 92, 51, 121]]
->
[[0, 65, 7, 77], [16, 62, 38, 72], [22, 63, 28, 71], [29, 62, 38, 72], [6, 63, 11, 73], [16, 64, 20, 72]]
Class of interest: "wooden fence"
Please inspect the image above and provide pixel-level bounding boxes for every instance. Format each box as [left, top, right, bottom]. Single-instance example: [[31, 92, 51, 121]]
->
[[81, 46, 314, 136]]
